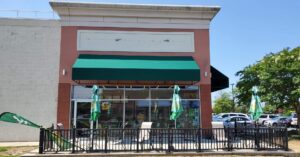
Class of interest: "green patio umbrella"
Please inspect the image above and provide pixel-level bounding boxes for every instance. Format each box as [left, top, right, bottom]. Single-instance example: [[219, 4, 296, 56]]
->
[[249, 86, 263, 121], [91, 85, 101, 122], [170, 85, 183, 126]]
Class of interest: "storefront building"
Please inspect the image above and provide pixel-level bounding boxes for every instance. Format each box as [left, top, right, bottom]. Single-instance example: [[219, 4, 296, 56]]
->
[[50, 1, 228, 130]]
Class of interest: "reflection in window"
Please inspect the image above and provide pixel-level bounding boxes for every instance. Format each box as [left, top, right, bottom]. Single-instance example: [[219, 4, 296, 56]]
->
[[98, 100, 123, 129], [76, 102, 91, 129], [72, 85, 200, 129], [126, 89, 148, 99], [151, 100, 171, 128], [176, 100, 200, 128]]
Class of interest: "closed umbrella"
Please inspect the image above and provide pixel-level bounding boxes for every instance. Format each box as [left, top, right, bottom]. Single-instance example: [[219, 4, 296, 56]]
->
[[170, 85, 183, 128], [91, 85, 101, 122], [249, 86, 263, 121], [90, 85, 101, 150]]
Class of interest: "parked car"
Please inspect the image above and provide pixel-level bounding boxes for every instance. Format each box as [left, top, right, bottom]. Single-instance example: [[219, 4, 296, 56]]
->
[[223, 116, 254, 128], [257, 114, 279, 125], [217, 113, 250, 119], [212, 115, 221, 122], [263, 116, 291, 127], [290, 113, 298, 127]]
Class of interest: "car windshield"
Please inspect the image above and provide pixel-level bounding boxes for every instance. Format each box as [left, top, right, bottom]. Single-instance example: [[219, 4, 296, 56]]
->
[[271, 117, 280, 120], [222, 115, 229, 118], [269, 115, 278, 118], [260, 115, 267, 118]]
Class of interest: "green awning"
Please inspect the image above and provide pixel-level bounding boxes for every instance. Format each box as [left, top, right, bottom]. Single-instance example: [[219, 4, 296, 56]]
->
[[72, 55, 200, 81]]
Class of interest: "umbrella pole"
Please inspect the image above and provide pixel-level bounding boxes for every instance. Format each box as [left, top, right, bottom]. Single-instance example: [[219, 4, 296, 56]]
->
[[90, 106, 94, 150], [175, 119, 176, 129], [96, 119, 98, 129]]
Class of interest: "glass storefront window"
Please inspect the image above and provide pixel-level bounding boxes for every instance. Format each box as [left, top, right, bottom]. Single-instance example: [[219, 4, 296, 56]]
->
[[176, 100, 200, 128], [151, 89, 172, 99], [180, 88, 199, 99], [151, 100, 172, 128], [101, 89, 123, 100], [125, 100, 149, 128], [72, 85, 200, 129], [98, 100, 123, 129], [125, 88, 149, 99]]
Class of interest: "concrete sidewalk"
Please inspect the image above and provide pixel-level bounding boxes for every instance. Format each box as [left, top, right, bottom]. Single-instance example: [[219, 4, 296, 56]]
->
[[0, 141, 298, 157], [22, 150, 300, 157], [0, 142, 38, 147]]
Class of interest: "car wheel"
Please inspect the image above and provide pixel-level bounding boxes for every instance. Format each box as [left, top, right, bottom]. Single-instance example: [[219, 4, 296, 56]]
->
[[262, 121, 266, 126], [273, 123, 277, 127]]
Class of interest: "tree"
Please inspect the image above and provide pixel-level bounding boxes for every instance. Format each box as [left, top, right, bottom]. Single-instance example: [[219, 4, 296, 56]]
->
[[263, 104, 276, 114], [235, 47, 300, 128], [213, 91, 234, 114]]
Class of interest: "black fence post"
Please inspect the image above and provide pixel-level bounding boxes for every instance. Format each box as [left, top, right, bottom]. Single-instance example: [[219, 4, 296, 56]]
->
[[39, 128, 45, 154], [137, 128, 140, 153], [227, 128, 231, 151], [105, 128, 108, 153], [234, 118, 237, 137], [284, 127, 288, 151], [168, 128, 171, 152], [72, 127, 76, 153], [49, 124, 54, 150], [197, 128, 201, 152], [255, 125, 260, 151], [268, 126, 272, 148]]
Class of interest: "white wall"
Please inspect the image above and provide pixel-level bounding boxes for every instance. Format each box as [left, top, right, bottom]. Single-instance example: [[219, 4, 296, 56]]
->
[[77, 30, 195, 52], [0, 18, 60, 141]]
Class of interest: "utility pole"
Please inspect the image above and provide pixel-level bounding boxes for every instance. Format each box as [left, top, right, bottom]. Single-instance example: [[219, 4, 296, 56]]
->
[[230, 83, 235, 111]]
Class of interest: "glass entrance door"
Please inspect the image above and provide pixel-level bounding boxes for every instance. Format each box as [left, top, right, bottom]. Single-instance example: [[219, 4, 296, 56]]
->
[[73, 100, 91, 129], [73, 99, 125, 129]]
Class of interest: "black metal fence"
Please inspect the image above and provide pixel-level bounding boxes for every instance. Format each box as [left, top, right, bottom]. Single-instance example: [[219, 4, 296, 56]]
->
[[39, 126, 288, 154]]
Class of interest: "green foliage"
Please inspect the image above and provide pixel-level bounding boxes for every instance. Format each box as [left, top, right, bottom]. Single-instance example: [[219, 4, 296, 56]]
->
[[234, 104, 247, 113], [213, 92, 234, 114], [235, 47, 300, 127], [263, 105, 276, 113], [283, 109, 294, 116], [0, 147, 8, 152]]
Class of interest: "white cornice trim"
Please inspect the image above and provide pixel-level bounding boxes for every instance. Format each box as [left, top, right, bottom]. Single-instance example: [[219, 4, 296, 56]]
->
[[59, 16, 210, 29], [50, 1, 220, 28], [50, 1, 220, 13]]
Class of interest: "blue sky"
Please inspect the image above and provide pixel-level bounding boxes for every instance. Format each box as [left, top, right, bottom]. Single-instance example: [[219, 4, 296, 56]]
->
[[1, 0, 300, 98]]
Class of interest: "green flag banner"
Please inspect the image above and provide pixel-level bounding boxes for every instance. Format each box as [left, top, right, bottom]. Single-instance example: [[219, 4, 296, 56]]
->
[[0, 112, 41, 128], [46, 130, 73, 150], [249, 86, 263, 120], [170, 85, 183, 120], [91, 85, 101, 121]]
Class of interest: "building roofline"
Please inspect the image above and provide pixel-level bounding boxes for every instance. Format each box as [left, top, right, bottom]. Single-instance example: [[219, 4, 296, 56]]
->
[[50, 0, 220, 28], [50, 0, 220, 12], [50, 0, 220, 20]]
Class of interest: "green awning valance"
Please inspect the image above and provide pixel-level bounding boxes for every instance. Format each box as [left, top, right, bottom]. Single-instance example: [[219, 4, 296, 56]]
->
[[72, 55, 200, 82]]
